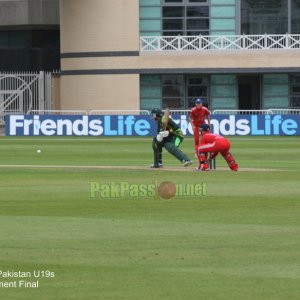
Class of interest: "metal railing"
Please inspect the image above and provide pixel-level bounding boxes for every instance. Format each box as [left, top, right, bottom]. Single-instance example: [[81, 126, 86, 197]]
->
[[212, 109, 273, 115], [89, 110, 150, 115], [163, 109, 190, 115], [140, 34, 300, 51], [30, 110, 88, 115], [0, 71, 53, 125], [268, 108, 300, 115], [4, 109, 300, 118], [212, 109, 300, 115]]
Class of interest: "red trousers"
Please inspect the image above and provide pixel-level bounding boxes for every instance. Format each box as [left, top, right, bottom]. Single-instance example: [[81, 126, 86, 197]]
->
[[193, 126, 200, 146]]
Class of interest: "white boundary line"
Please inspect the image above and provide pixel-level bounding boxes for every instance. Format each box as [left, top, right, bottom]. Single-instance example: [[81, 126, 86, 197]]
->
[[0, 164, 282, 172]]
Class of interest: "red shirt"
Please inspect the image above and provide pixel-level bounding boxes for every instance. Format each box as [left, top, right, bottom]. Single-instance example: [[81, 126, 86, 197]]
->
[[190, 106, 210, 127], [202, 133, 221, 144]]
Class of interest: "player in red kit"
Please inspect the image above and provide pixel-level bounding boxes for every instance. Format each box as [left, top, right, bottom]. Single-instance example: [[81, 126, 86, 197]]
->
[[196, 124, 238, 171], [189, 98, 211, 147]]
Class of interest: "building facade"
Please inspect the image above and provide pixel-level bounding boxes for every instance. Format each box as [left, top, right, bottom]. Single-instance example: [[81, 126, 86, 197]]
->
[[60, 0, 300, 111], [0, 0, 60, 71]]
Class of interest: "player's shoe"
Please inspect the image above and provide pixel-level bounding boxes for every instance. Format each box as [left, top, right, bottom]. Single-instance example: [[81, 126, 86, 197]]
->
[[196, 167, 209, 172], [149, 163, 163, 168], [196, 165, 209, 171], [182, 160, 192, 167], [230, 162, 238, 171]]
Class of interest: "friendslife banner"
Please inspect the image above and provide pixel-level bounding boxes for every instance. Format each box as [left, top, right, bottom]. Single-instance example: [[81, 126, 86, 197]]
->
[[6, 114, 300, 136]]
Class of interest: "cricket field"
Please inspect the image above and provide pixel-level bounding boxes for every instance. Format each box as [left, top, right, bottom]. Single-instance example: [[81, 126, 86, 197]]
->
[[0, 136, 299, 300]]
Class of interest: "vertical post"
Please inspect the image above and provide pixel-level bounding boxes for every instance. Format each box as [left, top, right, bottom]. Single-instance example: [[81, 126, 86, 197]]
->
[[38, 71, 45, 111], [288, 0, 291, 34]]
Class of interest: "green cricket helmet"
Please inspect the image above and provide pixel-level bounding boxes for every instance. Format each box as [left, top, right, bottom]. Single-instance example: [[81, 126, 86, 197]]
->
[[151, 108, 163, 119]]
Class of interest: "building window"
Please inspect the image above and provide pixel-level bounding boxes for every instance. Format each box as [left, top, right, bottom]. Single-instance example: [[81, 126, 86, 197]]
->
[[187, 76, 208, 108], [210, 75, 237, 110], [140, 75, 161, 110], [263, 74, 289, 109], [290, 74, 300, 108], [241, 0, 288, 34], [292, 0, 300, 33], [0, 31, 27, 48], [162, 0, 209, 36], [0, 29, 60, 71], [162, 75, 185, 108], [140, 75, 208, 110]]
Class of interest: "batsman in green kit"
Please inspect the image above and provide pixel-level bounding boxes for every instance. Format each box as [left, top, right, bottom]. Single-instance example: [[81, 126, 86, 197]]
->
[[150, 108, 192, 168]]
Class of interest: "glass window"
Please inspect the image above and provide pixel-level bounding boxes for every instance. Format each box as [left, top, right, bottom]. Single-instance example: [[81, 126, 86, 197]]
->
[[165, 0, 183, 2], [291, 0, 300, 33], [211, 19, 235, 31], [187, 75, 208, 108], [141, 98, 161, 110], [211, 75, 235, 85], [187, 6, 209, 17], [187, 30, 209, 35], [0, 32, 9, 47], [162, 75, 184, 109], [163, 86, 183, 97], [263, 74, 289, 109], [163, 7, 184, 17], [162, 98, 184, 109], [264, 85, 289, 96], [162, 1, 209, 36], [290, 96, 300, 107], [210, 75, 237, 110], [162, 76, 184, 96], [163, 31, 184, 36], [140, 75, 161, 110], [241, 0, 288, 34], [211, 6, 235, 18], [188, 77, 208, 85], [140, 7, 161, 19], [292, 86, 300, 94], [162, 75, 183, 85], [212, 0, 235, 4], [141, 75, 161, 85], [290, 74, 300, 107], [0, 31, 27, 48], [140, 0, 160, 4], [140, 1, 161, 36], [263, 97, 289, 109], [188, 86, 207, 97], [141, 86, 161, 98], [32, 30, 60, 48], [264, 74, 288, 84], [141, 20, 161, 31], [187, 19, 209, 30], [290, 75, 300, 84], [163, 19, 184, 30], [140, 75, 209, 110]]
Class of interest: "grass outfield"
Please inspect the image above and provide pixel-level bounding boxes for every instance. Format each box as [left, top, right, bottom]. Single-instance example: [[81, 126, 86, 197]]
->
[[0, 136, 300, 300]]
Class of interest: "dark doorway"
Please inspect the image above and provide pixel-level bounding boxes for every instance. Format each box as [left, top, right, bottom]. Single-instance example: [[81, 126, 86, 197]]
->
[[238, 75, 260, 109]]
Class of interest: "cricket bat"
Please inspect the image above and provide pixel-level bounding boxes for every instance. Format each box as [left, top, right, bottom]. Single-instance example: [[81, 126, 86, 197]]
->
[[164, 108, 170, 130]]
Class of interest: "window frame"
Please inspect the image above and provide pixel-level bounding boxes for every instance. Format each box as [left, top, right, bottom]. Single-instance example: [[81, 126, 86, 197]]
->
[[162, 0, 210, 36]]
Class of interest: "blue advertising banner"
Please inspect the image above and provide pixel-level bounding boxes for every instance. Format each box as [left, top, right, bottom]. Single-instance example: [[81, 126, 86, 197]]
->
[[6, 114, 300, 136]]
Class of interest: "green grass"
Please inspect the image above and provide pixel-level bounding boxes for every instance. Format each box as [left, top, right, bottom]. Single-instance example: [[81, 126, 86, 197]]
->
[[0, 136, 300, 299]]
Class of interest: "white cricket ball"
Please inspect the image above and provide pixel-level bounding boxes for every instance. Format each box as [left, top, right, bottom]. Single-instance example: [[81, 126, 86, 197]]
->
[[37, 149, 42, 154]]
